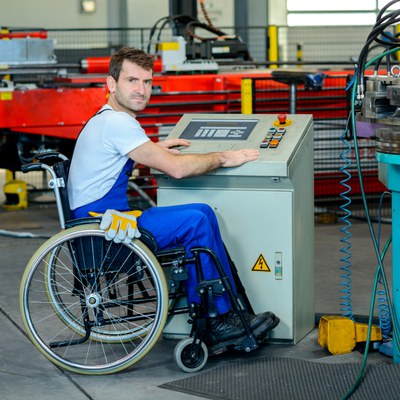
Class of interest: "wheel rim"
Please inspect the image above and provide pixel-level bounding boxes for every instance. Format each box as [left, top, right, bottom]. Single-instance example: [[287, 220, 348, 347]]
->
[[20, 225, 168, 374], [181, 343, 206, 369]]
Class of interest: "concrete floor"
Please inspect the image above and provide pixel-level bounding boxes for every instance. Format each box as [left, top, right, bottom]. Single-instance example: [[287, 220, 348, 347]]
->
[[0, 191, 396, 400]]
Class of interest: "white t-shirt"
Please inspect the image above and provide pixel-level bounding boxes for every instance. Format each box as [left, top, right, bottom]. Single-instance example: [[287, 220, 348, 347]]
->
[[68, 105, 149, 210]]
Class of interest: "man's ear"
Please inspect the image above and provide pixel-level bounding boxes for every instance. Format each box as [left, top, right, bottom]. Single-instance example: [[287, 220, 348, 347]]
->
[[106, 75, 116, 93]]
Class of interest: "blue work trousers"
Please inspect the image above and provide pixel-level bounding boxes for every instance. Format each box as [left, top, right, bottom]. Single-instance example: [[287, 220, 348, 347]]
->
[[138, 203, 236, 316]]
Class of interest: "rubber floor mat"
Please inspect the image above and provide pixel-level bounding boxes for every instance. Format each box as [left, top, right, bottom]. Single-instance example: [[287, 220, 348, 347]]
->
[[160, 356, 400, 400]]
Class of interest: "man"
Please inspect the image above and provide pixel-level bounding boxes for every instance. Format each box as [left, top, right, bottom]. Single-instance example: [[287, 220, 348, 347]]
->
[[68, 47, 279, 349]]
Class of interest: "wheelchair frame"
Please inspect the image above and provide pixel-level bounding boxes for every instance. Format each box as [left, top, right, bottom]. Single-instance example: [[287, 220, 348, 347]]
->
[[19, 152, 258, 375]]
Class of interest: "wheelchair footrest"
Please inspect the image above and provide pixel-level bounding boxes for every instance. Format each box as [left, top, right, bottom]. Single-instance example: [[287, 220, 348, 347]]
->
[[234, 335, 258, 353], [207, 333, 258, 355]]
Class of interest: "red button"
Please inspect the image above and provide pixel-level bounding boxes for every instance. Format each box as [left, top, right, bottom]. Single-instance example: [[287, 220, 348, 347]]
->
[[277, 114, 287, 124]]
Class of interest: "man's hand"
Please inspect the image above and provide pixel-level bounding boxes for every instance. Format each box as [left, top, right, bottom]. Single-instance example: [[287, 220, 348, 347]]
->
[[157, 138, 191, 154], [220, 148, 260, 168], [89, 210, 142, 244]]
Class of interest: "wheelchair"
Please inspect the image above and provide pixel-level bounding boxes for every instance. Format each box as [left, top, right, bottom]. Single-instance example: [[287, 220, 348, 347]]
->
[[19, 152, 263, 375]]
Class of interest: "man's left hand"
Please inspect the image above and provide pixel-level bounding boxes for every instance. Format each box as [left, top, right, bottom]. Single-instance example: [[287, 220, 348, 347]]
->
[[89, 209, 142, 244], [157, 138, 191, 154]]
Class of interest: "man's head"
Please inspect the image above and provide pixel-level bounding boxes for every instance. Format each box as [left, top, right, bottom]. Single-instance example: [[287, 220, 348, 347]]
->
[[107, 47, 154, 116], [109, 47, 154, 82]]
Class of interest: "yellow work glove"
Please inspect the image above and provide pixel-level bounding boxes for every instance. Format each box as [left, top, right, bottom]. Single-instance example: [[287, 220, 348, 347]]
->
[[89, 209, 142, 244]]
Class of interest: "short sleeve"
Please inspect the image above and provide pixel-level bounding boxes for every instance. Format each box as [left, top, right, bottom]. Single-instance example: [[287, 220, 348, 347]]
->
[[103, 111, 149, 155]]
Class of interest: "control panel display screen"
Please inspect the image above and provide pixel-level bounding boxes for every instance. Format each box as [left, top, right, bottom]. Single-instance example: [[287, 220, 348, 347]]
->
[[179, 118, 259, 141]]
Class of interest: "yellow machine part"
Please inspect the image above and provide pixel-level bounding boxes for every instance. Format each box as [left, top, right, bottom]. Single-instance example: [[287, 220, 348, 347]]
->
[[157, 41, 180, 51], [318, 315, 382, 355], [241, 78, 253, 114], [268, 25, 278, 69], [5, 169, 13, 184], [3, 180, 28, 210]]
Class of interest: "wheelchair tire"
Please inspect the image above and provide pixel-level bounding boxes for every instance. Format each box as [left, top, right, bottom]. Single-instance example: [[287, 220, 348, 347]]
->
[[174, 338, 208, 373], [20, 224, 169, 375]]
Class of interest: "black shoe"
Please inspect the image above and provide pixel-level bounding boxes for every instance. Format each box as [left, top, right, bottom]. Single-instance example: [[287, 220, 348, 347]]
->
[[252, 314, 280, 340], [226, 310, 277, 331], [206, 313, 247, 346]]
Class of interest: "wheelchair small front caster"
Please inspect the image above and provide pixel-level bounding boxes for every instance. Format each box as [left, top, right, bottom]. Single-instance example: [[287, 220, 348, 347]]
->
[[174, 337, 208, 373]]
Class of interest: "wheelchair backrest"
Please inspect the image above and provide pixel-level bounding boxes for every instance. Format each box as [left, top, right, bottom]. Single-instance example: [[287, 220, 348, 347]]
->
[[53, 160, 72, 223]]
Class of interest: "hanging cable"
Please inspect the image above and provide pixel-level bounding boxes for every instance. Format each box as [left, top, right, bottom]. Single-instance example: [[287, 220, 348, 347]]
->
[[199, 0, 215, 29], [339, 113, 355, 321]]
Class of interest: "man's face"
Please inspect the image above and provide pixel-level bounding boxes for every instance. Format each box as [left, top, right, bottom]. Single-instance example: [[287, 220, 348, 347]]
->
[[108, 60, 153, 115]]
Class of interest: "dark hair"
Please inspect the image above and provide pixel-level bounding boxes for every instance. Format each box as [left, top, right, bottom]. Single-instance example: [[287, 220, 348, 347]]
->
[[109, 47, 154, 81]]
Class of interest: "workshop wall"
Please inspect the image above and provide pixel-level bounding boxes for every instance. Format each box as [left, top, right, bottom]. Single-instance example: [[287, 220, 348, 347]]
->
[[1, 0, 237, 30], [1, 0, 109, 29]]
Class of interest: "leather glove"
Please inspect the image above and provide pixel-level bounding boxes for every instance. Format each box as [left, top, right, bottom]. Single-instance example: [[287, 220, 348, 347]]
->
[[89, 209, 142, 244]]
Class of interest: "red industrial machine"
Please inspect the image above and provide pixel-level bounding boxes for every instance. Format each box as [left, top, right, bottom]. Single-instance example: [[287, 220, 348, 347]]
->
[[0, 50, 349, 160], [0, 2, 375, 205]]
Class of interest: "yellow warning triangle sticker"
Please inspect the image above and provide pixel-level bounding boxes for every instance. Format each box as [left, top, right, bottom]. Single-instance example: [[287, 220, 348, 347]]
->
[[252, 254, 271, 272]]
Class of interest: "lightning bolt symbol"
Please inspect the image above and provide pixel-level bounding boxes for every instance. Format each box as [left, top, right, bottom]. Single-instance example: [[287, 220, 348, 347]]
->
[[252, 255, 270, 272]]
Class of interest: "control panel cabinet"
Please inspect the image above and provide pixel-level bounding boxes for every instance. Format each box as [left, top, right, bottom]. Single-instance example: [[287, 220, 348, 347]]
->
[[154, 113, 314, 344]]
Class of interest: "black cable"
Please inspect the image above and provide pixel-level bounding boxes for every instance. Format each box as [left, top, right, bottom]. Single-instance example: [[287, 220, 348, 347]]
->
[[356, 1, 400, 97], [185, 20, 226, 42], [147, 14, 190, 53], [147, 16, 169, 53], [156, 16, 178, 43], [155, 14, 192, 45]]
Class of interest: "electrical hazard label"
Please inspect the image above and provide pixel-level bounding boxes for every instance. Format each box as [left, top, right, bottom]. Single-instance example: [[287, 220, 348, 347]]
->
[[252, 254, 271, 272]]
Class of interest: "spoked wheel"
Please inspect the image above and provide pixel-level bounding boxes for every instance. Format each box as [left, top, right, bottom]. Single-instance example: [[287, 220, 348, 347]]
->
[[20, 224, 169, 375], [174, 337, 208, 373]]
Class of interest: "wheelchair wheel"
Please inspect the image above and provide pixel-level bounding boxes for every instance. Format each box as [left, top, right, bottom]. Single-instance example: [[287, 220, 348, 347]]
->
[[174, 338, 208, 373], [20, 224, 169, 375]]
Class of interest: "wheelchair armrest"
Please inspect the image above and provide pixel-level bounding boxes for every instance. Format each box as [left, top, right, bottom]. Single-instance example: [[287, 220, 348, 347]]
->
[[156, 246, 186, 258], [63, 221, 161, 255], [138, 227, 158, 253], [65, 217, 101, 229]]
